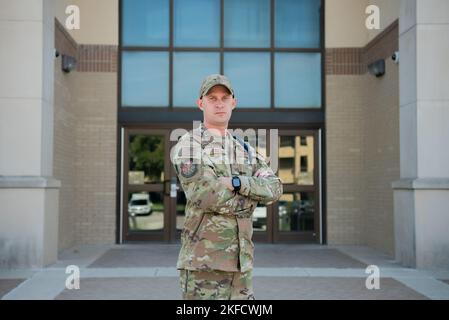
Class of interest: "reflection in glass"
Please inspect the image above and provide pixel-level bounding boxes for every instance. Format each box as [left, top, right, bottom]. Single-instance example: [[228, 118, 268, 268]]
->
[[300, 156, 308, 172], [128, 192, 164, 231], [224, 0, 270, 48], [224, 52, 270, 107], [173, 52, 220, 107], [176, 191, 186, 230], [174, 0, 220, 47], [275, 53, 321, 108], [122, 0, 169, 46], [252, 203, 267, 231], [278, 192, 314, 232], [278, 136, 314, 185], [128, 135, 165, 184]]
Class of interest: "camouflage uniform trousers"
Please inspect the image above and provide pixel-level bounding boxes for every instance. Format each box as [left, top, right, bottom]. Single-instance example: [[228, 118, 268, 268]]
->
[[179, 269, 255, 300]]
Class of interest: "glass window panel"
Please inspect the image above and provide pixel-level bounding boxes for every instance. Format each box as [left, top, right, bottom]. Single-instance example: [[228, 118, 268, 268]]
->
[[173, 52, 220, 107], [224, 52, 270, 108], [122, 0, 169, 46], [174, 0, 220, 47], [275, 53, 321, 108], [128, 134, 165, 184], [128, 191, 164, 231], [278, 135, 314, 185], [252, 203, 267, 231], [224, 0, 270, 48], [278, 192, 315, 232], [275, 0, 321, 48], [122, 52, 169, 107]]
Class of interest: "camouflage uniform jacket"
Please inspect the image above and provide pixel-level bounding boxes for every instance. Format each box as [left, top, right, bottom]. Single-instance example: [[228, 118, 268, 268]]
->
[[173, 123, 283, 272]]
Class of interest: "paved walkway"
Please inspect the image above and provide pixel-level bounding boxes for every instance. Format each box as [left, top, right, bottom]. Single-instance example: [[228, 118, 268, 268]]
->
[[1, 244, 449, 300]]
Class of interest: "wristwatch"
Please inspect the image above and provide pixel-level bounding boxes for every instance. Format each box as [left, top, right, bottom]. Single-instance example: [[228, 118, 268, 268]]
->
[[231, 176, 241, 192]]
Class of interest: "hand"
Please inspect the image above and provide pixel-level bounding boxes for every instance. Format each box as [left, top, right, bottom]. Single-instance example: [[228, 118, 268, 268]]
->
[[219, 177, 234, 191]]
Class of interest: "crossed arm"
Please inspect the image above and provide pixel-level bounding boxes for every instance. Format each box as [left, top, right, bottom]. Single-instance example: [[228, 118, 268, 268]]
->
[[174, 154, 283, 213]]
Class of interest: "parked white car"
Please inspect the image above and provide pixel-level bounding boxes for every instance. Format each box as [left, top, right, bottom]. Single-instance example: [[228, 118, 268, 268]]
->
[[252, 205, 267, 229], [128, 193, 153, 216]]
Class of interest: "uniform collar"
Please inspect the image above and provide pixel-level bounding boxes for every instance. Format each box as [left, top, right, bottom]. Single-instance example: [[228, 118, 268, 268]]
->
[[199, 122, 233, 146]]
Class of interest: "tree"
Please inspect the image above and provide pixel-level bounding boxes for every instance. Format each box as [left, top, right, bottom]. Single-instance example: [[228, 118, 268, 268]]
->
[[129, 135, 164, 183]]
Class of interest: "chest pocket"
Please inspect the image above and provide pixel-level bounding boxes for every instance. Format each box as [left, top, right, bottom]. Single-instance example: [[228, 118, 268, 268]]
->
[[205, 146, 232, 177]]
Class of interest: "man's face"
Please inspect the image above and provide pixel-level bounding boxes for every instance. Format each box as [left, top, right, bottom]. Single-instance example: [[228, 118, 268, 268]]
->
[[197, 85, 236, 126]]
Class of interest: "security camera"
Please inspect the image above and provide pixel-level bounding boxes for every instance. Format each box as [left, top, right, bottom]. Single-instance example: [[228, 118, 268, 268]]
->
[[392, 51, 399, 64]]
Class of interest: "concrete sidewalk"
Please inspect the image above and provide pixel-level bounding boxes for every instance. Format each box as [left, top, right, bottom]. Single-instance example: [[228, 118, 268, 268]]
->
[[1, 244, 449, 300]]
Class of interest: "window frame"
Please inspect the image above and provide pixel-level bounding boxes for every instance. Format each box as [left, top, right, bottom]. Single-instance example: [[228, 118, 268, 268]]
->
[[118, 0, 326, 112]]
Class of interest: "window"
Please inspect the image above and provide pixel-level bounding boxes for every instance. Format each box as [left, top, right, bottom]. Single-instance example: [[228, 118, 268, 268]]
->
[[122, 52, 169, 107], [224, 0, 271, 48], [120, 0, 323, 109], [280, 136, 295, 147], [224, 52, 271, 108], [275, 0, 321, 48], [275, 53, 321, 108], [173, 52, 220, 107], [279, 135, 314, 185], [174, 0, 220, 47], [122, 0, 169, 47], [300, 156, 308, 172]]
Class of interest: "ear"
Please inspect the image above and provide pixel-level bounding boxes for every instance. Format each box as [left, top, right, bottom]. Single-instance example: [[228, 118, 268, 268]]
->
[[196, 98, 203, 111], [231, 98, 236, 110]]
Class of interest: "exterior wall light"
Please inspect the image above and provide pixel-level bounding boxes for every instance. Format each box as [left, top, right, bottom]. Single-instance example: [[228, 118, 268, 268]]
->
[[62, 54, 77, 73], [368, 59, 385, 77]]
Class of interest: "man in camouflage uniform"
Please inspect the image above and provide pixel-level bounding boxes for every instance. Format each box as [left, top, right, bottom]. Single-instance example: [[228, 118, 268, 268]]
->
[[172, 74, 283, 300]]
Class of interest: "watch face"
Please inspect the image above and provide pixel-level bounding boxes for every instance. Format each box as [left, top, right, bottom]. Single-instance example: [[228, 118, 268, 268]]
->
[[233, 177, 241, 187]]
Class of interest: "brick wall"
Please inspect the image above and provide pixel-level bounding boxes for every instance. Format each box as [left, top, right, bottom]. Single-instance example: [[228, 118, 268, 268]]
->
[[361, 58, 399, 255], [54, 19, 117, 250], [72, 72, 117, 245], [326, 21, 399, 75], [54, 59, 78, 250], [326, 75, 366, 245], [77, 45, 117, 72], [325, 21, 399, 254]]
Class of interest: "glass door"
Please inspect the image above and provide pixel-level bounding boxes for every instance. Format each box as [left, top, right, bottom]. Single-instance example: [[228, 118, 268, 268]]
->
[[274, 130, 320, 242], [122, 129, 173, 241], [240, 128, 321, 243], [121, 128, 321, 243]]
